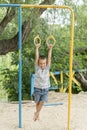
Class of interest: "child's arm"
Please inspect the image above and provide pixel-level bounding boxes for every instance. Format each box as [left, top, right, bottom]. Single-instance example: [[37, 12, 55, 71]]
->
[[35, 44, 41, 65], [47, 44, 53, 67]]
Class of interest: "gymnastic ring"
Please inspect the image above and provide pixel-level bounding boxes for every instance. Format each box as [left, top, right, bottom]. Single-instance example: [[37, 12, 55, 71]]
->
[[34, 35, 41, 46], [46, 35, 56, 47]]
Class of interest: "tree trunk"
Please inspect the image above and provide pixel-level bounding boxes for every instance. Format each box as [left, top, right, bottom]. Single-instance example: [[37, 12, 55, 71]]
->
[[0, 8, 16, 34], [75, 72, 87, 91], [0, 0, 55, 55]]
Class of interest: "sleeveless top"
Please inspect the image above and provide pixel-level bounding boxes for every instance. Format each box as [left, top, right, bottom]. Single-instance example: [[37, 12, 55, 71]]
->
[[34, 65, 50, 89]]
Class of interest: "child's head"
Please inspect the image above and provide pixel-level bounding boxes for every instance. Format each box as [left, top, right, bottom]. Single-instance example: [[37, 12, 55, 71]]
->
[[38, 55, 47, 69]]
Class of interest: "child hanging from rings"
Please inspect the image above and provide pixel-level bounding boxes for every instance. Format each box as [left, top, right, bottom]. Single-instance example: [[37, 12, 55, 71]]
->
[[33, 42, 54, 121]]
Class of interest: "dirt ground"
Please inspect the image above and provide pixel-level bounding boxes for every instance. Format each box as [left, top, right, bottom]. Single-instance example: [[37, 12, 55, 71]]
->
[[0, 91, 87, 130]]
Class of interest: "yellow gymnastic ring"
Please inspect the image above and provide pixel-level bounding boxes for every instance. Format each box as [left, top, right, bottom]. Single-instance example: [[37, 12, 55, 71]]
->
[[46, 35, 56, 46], [34, 35, 41, 46]]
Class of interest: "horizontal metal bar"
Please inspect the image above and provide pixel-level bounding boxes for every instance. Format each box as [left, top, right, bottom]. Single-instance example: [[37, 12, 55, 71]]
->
[[44, 102, 63, 106], [21, 4, 73, 12], [31, 69, 87, 78], [49, 86, 58, 90], [0, 4, 20, 7]]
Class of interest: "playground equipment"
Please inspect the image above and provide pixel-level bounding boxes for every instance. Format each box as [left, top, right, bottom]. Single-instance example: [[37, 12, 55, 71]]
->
[[0, 4, 74, 130], [44, 102, 63, 106], [46, 35, 56, 46], [34, 35, 56, 46], [34, 35, 41, 45]]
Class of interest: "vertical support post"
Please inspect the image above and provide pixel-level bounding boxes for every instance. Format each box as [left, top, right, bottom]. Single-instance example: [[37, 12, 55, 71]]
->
[[18, 6, 22, 128], [30, 74, 35, 97], [68, 10, 74, 130], [60, 71, 63, 92]]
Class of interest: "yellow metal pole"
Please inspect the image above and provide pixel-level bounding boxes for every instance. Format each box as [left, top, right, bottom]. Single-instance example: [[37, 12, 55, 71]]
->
[[21, 4, 73, 12], [50, 72, 58, 85], [21, 4, 74, 130], [60, 71, 63, 92], [68, 10, 74, 130]]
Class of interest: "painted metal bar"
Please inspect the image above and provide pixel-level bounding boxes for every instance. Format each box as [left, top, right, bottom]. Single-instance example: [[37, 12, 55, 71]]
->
[[18, 7, 22, 128], [50, 72, 58, 85], [0, 3, 22, 128], [49, 86, 58, 90], [30, 74, 35, 97], [53, 69, 87, 76], [44, 102, 63, 106], [68, 9, 74, 130], [60, 71, 63, 92], [60, 71, 63, 85], [21, 4, 73, 12], [0, 4, 20, 7], [52, 71, 60, 75]]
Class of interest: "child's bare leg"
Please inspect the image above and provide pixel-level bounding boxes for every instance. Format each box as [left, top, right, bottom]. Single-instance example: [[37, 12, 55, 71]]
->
[[34, 101, 44, 121], [34, 102, 39, 120]]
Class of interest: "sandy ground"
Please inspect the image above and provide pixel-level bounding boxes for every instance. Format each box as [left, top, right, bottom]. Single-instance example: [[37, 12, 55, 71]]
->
[[0, 91, 87, 130]]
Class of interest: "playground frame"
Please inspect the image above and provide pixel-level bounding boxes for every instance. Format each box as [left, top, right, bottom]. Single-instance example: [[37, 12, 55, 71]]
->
[[0, 4, 74, 130]]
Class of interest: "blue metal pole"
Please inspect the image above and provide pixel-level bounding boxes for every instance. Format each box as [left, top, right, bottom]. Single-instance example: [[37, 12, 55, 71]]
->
[[0, 3, 22, 128], [30, 74, 35, 97], [18, 6, 22, 128], [44, 102, 63, 106], [0, 4, 20, 7]]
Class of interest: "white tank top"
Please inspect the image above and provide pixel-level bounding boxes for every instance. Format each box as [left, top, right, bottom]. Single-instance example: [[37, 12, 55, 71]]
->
[[34, 65, 50, 89]]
